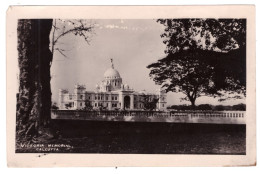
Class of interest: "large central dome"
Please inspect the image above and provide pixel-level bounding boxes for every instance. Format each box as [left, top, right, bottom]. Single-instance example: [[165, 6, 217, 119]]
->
[[104, 68, 121, 79]]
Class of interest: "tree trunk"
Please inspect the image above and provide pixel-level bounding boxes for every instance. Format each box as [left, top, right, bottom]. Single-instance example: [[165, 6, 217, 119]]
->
[[187, 93, 196, 110], [190, 98, 196, 110], [16, 19, 53, 141]]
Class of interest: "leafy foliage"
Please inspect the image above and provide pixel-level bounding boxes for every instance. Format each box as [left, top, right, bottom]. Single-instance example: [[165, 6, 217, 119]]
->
[[65, 103, 73, 109], [148, 19, 246, 106], [148, 50, 217, 106], [158, 19, 246, 53], [140, 95, 159, 111], [232, 103, 246, 111], [197, 104, 213, 111], [51, 102, 59, 110], [83, 99, 93, 111], [167, 103, 246, 111]]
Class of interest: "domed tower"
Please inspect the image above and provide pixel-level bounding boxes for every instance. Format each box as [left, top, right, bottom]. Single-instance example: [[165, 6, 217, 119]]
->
[[71, 84, 85, 109], [58, 89, 68, 109], [156, 88, 167, 111], [103, 58, 122, 91]]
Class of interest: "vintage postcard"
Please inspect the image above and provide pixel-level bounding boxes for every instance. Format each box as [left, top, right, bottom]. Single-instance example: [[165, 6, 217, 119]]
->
[[6, 6, 256, 167]]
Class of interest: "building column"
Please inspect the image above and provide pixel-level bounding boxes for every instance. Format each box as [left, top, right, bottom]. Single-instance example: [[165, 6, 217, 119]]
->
[[108, 102, 112, 110], [130, 95, 134, 110], [121, 95, 124, 110], [108, 94, 112, 110]]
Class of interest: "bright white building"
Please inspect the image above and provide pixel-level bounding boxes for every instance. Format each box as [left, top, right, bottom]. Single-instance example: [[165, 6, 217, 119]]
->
[[58, 59, 167, 110]]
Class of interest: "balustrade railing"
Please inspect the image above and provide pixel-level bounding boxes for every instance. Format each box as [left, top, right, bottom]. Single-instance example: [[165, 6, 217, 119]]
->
[[52, 110, 245, 118], [51, 110, 246, 124]]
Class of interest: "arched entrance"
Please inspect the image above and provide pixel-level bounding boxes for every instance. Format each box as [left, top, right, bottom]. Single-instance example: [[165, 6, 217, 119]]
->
[[124, 96, 130, 109]]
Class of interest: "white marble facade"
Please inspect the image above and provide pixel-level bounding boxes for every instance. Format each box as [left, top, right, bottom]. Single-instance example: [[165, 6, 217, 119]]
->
[[58, 59, 167, 110]]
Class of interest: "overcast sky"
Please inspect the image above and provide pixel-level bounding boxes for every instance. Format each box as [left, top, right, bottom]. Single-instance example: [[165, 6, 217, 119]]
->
[[51, 19, 245, 106]]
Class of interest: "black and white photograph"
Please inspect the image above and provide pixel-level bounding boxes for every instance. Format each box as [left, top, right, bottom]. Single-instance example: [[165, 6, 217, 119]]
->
[[6, 6, 256, 167]]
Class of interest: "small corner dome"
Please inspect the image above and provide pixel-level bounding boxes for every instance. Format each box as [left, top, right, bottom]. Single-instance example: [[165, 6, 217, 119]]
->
[[104, 68, 121, 79], [139, 90, 147, 95]]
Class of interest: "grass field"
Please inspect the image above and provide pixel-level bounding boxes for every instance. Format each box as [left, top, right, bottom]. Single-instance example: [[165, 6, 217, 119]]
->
[[16, 120, 246, 154]]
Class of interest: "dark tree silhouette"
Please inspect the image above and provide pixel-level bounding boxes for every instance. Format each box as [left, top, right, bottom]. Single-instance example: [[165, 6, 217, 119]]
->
[[197, 104, 212, 111], [214, 105, 225, 111], [51, 102, 59, 110], [232, 103, 246, 111], [16, 19, 95, 142], [157, 19, 246, 53], [148, 19, 246, 106], [167, 104, 245, 111], [65, 103, 73, 110], [83, 99, 93, 111], [16, 19, 53, 141], [140, 95, 159, 111], [148, 50, 217, 107]]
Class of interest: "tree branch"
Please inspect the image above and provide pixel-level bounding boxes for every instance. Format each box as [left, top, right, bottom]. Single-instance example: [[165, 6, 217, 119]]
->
[[53, 25, 93, 45], [55, 48, 68, 58]]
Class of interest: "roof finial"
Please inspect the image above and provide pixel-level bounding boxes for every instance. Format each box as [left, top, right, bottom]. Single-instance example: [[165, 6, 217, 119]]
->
[[110, 58, 114, 69]]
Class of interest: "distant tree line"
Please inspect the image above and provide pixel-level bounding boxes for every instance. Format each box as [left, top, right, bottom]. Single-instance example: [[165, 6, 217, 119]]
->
[[167, 103, 246, 111]]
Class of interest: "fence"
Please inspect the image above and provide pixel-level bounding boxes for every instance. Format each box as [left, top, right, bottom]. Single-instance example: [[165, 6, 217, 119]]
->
[[51, 110, 246, 124]]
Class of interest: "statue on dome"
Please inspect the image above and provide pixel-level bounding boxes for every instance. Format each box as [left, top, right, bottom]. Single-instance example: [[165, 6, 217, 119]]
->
[[110, 58, 114, 69]]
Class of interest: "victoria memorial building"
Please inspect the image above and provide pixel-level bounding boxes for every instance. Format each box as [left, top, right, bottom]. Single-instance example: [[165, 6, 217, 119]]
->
[[58, 59, 167, 111]]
